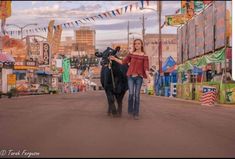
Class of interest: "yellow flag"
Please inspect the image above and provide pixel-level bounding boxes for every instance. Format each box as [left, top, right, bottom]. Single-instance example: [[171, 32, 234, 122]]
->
[[0, 1, 12, 19]]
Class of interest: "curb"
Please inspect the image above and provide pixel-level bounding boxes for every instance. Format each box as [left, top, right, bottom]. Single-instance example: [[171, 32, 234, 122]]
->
[[151, 95, 235, 108]]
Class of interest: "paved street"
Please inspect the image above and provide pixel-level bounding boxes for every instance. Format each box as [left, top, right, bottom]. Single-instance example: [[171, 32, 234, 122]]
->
[[0, 91, 235, 158]]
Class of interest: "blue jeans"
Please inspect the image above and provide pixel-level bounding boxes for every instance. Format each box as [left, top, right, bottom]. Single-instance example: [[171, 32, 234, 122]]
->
[[128, 76, 143, 116]]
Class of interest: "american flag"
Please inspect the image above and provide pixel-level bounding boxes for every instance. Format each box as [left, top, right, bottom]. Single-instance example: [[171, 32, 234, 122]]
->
[[200, 87, 217, 106]]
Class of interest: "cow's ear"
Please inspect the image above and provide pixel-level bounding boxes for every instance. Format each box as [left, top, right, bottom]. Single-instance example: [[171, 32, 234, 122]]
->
[[95, 52, 103, 58]]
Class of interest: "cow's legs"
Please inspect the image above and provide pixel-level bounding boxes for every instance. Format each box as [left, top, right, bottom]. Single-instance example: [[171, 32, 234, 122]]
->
[[105, 89, 117, 116], [115, 91, 126, 117]]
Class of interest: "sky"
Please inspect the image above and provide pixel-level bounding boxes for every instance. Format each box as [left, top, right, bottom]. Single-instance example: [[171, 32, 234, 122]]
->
[[6, 1, 181, 49]]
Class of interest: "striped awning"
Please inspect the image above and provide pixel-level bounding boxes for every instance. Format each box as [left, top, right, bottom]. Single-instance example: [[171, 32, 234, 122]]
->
[[0, 52, 15, 62]]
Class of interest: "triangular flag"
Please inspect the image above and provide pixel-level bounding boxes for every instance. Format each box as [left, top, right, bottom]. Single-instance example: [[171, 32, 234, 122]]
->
[[103, 12, 108, 18], [44, 27, 47, 32], [71, 22, 74, 26], [130, 4, 133, 12], [86, 17, 91, 21], [116, 9, 120, 15], [98, 14, 103, 19], [75, 21, 79, 25], [64, 24, 67, 28], [125, 6, 128, 13], [140, 0, 144, 8], [112, 10, 116, 16], [78, 20, 83, 23], [91, 17, 95, 21], [120, 8, 123, 15], [146, 0, 149, 6], [107, 12, 112, 17], [135, 2, 139, 10]]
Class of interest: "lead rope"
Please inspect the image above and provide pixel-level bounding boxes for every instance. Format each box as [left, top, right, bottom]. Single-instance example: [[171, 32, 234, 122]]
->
[[109, 60, 116, 90]]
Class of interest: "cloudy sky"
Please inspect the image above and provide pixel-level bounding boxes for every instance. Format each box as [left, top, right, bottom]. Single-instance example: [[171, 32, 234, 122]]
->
[[6, 1, 181, 49]]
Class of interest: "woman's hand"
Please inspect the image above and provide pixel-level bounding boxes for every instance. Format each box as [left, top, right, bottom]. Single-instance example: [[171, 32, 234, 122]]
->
[[109, 55, 116, 61]]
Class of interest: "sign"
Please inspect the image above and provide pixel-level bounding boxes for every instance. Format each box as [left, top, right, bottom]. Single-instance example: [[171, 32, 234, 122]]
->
[[25, 60, 36, 66], [39, 42, 50, 66], [214, 1, 226, 49], [187, 18, 196, 59], [165, 14, 188, 26], [201, 86, 217, 106], [195, 13, 204, 56], [7, 74, 16, 85], [177, 27, 183, 64], [182, 25, 188, 62], [30, 42, 40, 55], [0, 1, 11, 19], [204, 4, 214, 53]]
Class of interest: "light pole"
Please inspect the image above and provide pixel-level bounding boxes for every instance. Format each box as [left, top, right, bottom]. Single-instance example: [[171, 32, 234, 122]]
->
[[6, 23, 38, 39], [140, 4, 165, 75]]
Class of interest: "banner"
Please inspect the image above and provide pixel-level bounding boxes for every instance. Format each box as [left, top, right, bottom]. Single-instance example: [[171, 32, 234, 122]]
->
[[195, 12, 204, 56], [214, 1, 226, 49], [62, 58, 70, 83], [52, 25, 63, 55], [182, 25, 188, 62], [194, 0, 204, 13], [0, 1, 11, 19], [165, 14, 188, 26], [47, 20, 55, 45], [204, 4, 214, 53], [39, 42, 50, 66], [177, 27, 183, 64], [187, 18, 196, 59]]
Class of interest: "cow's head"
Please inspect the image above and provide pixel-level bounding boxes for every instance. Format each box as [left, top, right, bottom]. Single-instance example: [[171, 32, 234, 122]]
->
[[95, 46, 120, 66]]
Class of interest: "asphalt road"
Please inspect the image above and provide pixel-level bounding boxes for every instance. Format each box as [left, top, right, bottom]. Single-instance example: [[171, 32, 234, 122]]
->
[[0, 91, 235, 158]]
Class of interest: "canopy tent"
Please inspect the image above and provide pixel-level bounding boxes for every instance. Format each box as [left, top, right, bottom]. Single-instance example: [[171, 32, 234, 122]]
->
[[162, 56, 176, 72], [36, 70, 52, 75], [177, 47, 225, 72]]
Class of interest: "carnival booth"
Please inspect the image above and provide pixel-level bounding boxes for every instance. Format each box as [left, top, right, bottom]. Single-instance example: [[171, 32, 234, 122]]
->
[[154, 56, 176, 96], [0, 52, 15, 95], [176, 47, 234, 104]]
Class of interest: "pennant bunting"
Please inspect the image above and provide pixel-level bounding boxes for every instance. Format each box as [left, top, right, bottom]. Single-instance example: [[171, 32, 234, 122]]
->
[[130, 4, 133, 12]]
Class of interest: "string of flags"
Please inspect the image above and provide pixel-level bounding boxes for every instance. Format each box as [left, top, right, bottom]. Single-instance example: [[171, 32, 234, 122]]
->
[[5, 1, 150, 37]]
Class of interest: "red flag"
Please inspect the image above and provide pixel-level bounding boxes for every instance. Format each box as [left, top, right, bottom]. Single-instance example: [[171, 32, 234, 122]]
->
[[130, 4, 132, 12], [146, 0, 149, 6], [103, 12, 108, 18], [116, 9, 120, 15]]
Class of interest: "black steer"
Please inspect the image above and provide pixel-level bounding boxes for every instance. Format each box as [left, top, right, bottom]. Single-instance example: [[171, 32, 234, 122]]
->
[[95, 47, 128, 117]]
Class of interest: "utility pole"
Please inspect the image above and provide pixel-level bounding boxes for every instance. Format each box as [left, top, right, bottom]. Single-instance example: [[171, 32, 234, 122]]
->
[[158, 1, 163, 75], [127, 21, 130, 51], [141, 14, 146, 46]]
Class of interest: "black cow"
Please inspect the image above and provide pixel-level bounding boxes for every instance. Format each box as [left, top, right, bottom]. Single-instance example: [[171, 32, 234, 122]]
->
[[95, 47, 128, 117]]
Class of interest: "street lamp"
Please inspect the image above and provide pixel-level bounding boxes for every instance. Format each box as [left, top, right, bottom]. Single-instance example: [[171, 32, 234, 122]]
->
[[140, 5, 164, 75], [6, 23, 38, 39]]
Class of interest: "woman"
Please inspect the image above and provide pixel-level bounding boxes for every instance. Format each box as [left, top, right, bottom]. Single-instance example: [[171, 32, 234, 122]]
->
[[109, 39, 150, 120]]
